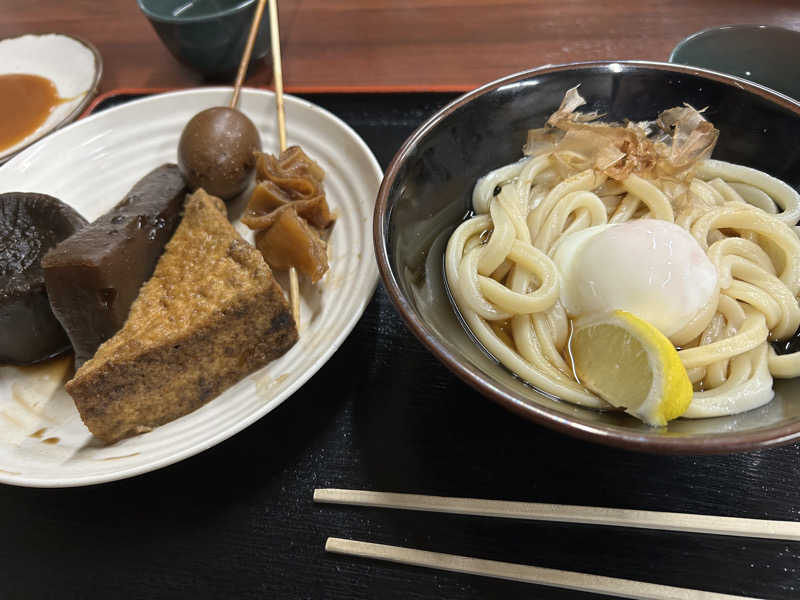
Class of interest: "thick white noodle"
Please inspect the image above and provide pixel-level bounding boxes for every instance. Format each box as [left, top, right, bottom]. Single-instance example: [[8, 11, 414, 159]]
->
[[696, 159, 800, 225], [445, 150, 800, 420]]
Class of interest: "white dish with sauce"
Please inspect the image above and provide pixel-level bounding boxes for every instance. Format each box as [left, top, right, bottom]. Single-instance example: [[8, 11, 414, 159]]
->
[[0, 33, 102, 163], [0, 88, 382, 487]]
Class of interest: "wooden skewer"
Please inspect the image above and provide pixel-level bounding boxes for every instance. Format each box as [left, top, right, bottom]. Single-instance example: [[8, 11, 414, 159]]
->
[[230, 0, 267, 109], [325, 538, 761, 600], [268, 0, 287, 153], [314, 489, 800, 541], [267, 0, 299, 325], [288, 266, 300, 325]]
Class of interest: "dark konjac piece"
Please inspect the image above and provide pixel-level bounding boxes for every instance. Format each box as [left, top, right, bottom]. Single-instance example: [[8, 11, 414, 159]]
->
[[0, 192, 88, 364], [42, 164, 188, 367]]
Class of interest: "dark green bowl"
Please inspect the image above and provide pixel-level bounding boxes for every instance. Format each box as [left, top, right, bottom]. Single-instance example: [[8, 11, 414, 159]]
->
[[670, 25, 800, 101], [137, 0, 269, 80]]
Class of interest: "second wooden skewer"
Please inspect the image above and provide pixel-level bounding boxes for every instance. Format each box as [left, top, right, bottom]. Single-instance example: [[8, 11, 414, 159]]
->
[[267, 0, 299, 325]]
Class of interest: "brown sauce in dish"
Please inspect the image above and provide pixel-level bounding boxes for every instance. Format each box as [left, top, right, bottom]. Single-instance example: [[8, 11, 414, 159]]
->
[[0, 74, 64, 151]]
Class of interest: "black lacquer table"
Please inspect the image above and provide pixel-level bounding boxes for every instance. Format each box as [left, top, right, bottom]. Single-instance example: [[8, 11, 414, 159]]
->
[[2, 93, 798, 600]]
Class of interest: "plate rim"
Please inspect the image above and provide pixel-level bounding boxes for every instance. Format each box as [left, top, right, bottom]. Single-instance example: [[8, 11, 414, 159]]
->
[[0, 86, 382, 487]]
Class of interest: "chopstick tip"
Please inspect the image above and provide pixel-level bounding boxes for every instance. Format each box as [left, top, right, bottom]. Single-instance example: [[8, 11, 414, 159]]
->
[[324, 537, 339, 553], [313, 488, 341, 503]]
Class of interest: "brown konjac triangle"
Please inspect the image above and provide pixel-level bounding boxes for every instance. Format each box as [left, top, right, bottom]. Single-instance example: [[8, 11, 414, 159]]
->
[[42, 164, 188, 367]]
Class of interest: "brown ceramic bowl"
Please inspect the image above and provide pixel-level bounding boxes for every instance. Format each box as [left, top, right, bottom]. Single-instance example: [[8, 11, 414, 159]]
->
[[374, 60, 800, 454]]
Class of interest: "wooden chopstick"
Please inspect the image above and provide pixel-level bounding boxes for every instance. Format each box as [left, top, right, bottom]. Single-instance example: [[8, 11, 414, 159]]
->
[[325, 538, 761, 600], [314, 489, 800, 541]]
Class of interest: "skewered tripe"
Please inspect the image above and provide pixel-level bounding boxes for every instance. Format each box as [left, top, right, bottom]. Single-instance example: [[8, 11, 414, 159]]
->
[[242, 145, 335, 283]]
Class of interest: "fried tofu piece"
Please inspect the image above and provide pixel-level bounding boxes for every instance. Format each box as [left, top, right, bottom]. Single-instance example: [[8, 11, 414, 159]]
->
[[66, 189, 298, 443]]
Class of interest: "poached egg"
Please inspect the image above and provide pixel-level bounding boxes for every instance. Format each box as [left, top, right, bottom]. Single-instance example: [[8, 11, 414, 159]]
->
[[552, 219, 718, 338]]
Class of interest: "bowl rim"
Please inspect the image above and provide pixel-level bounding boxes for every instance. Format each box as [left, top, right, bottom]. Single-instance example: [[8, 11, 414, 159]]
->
[[137, 0, 254, 23], [374, 59, 800, 455], [0, 33, 103, 165], [669, 23, 800, 63]]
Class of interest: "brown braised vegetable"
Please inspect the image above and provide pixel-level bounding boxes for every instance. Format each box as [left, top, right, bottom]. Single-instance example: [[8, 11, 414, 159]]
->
[[177, 107, 261, 201], [255, 207, 328, 283], [42, 164, 188, 367], [243, 146, 334, 280], [0, 192, 87, 364]]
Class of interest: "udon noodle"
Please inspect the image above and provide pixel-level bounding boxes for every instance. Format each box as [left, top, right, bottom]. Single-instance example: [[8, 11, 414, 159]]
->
[[445, 88, 800, 418]]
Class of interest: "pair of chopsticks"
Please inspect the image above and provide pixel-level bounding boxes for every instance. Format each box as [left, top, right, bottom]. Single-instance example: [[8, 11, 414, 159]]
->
[[315, 488, 799, 599]]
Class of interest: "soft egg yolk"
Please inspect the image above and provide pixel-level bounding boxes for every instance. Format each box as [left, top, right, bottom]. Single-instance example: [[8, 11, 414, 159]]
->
[[552, 219, 718, 338]]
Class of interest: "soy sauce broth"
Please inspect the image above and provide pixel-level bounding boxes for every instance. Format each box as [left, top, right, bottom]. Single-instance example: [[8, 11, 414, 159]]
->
[[0, 73, 65, 151]]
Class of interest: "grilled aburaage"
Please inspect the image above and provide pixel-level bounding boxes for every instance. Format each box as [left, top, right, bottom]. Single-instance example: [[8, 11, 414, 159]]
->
[[66, 189, 298, 443]]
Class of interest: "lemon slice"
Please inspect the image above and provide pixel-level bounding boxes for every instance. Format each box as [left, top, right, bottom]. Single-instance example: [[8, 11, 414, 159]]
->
[[570, 310, 692, 426]]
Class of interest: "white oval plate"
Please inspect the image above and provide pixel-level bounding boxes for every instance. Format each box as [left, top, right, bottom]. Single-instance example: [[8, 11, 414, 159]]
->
[[0, 88, 381, 487]]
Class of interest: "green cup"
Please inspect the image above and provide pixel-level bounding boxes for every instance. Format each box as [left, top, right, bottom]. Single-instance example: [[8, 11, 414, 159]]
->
[[137, 0, 269, 80], [670, 25, 800, 101]]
